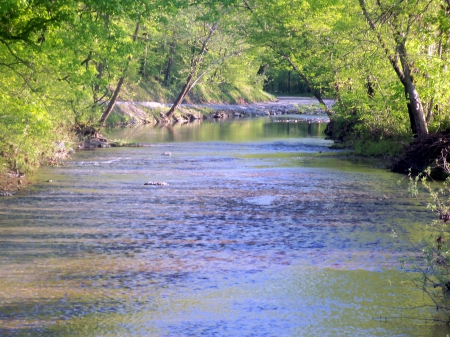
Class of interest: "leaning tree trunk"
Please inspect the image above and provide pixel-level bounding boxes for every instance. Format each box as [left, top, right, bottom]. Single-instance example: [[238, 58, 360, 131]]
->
[[99, 76, 126, 126], [166, 74, 193, 118], [359, 0, 428, 137], [166, 23, 217, 119], [99, 22, 140, 126], [166, 47, 242, 118], [397, 40, 428, 137], [282, 54, 332, 116], [404, 77, 428, 137], [257, 64, 269, 76]]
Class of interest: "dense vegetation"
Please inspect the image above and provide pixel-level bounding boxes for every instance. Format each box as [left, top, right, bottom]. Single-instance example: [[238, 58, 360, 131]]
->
[[2, 0, 450, 178]]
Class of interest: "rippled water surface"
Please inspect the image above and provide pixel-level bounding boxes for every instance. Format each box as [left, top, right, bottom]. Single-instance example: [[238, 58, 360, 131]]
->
[[0, 117, 448, 336]]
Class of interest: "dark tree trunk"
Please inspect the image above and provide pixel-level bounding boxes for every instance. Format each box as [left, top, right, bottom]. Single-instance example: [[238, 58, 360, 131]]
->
[[164, 41, 176, 87], [366, 75, 375, 98], [93, 59, 106, 102], [407, 103, 417, 136], [257, 64, 268, 76], [287, 70, 291, 93]]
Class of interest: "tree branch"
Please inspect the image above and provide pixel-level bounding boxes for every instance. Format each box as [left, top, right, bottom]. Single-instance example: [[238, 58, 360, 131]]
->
[[359, 0, 406, 85]]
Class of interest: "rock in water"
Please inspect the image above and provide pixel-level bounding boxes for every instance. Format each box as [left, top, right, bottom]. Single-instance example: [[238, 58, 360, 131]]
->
[[144, 182, 169, 186]]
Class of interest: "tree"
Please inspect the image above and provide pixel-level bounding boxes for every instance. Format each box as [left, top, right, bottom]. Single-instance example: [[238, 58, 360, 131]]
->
[[166, 20, 218, 118], [358, 0, 430, 137], [165, 3, 254, 118], [241, 0, 345, 117], [99, 22, 141, 126]]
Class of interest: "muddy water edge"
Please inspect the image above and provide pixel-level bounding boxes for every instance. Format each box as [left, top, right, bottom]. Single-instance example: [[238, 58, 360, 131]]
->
[[0, 116, 448, 336]]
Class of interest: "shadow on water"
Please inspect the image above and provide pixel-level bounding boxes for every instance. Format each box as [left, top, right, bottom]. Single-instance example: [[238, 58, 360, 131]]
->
[[0, 117, 449, 336]]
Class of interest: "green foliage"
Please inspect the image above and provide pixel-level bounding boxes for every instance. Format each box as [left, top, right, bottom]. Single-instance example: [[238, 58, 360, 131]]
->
[[264, 68, 313, 95], [401, 169, 450, 319], [0, 95, 70, 173], [353, 139, 403, 157], [1, 1, 257, 174], [3, 0, 450, 174], [245, 0, 450, 154], [105, 111, 130, 126], [243, 0, 341, 101]]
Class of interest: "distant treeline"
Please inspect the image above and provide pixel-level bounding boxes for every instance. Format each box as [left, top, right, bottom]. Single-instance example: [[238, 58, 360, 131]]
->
[[2, 0, 450, 176]]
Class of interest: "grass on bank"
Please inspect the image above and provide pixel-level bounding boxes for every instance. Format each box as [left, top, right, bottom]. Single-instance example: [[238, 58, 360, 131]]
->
[[119, 78, 274, 104]]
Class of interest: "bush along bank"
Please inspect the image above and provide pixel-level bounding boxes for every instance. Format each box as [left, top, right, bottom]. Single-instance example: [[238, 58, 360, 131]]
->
[[391, 128, 450, 180], [324, 107, 450, 180]]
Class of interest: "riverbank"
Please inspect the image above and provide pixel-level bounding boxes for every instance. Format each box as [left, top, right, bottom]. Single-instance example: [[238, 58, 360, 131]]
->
[[0, 171, 26, 194], [108, 96, 333, 127]]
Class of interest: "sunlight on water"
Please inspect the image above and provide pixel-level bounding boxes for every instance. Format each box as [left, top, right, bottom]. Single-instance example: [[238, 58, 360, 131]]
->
[[0, 117, 447, 336]]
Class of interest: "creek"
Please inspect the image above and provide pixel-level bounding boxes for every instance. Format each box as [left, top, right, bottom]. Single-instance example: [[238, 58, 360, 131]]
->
[[0, 115, 448, 336]]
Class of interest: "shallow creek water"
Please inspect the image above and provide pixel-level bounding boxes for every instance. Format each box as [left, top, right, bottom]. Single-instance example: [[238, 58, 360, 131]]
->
[[0, 116, 448, 336]]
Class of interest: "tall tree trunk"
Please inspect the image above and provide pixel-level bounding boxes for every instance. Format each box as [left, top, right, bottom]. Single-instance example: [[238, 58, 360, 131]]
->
[[333, 70, 345, 110], [396, 33, 428, 137], [99, 22, 140, 126], [359, 0, 428, 137], [426, 97, 435, 124], [403, 73, 428, 137], [93, 59, 106, 102]]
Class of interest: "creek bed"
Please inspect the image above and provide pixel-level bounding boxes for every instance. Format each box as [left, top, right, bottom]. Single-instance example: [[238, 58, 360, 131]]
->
[[0, 116, 446, 336]]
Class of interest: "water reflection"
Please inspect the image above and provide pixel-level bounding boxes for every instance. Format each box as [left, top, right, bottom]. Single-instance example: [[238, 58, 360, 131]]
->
[[105, 117, 327, 143], [0, 117, 447, 336]]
